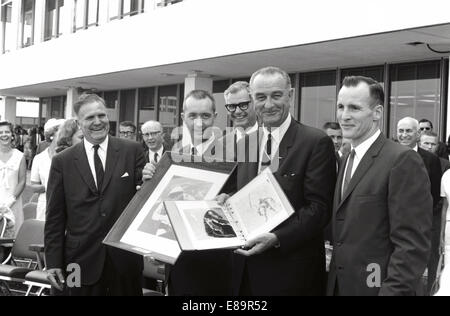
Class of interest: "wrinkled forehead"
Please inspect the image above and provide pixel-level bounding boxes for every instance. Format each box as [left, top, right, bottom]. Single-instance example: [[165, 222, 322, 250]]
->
[[226, 89, 251, 103], [184, 97, 215, 114], [142, 124, 162, 133], [420, 135, 438, 143], [397, 122, 418, 131]]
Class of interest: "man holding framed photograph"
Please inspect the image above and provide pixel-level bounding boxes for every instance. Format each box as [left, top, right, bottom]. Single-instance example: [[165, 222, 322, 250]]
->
[[219, 66, 337, 296]]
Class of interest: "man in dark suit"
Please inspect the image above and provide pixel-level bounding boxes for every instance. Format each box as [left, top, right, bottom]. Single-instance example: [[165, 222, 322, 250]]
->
[[420, 131, 450, 173], [327, 76, 432, 296], [218, 66, 336, 296], [155, 90, 232, 296], [45, 94, 146, 296], [419, 119, 448, 161], [141, 120, 166, 164], [397, 117, 442, 294]]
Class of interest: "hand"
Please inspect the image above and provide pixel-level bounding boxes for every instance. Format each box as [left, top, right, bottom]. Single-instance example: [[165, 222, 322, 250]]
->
[[143, 163, 156, 182], [234, 233, 279, 257], [215, 194, 230, 206], [4, 196, 16, 209], [46, 268, 65, 291], [144, 254, 165, 267]]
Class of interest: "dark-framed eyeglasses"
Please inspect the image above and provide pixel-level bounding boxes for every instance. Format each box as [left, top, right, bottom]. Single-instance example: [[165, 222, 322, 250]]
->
[[225, 101, 251, 113], [143, 131, 162, 138], [119, 131, 136, 136], [420, 127, 432, 131]]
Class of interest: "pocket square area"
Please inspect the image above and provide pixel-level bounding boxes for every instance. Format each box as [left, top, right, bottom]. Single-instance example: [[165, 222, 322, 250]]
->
[[121, 172, 130, 178]]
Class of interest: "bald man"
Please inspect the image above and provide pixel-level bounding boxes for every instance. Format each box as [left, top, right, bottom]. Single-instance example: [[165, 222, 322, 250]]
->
[[397, 117, 442, 294], [141, 121, 166, 164]]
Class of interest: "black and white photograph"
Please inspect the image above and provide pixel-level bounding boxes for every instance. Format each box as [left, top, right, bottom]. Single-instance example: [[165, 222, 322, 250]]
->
[[0, 0, 449, 299]]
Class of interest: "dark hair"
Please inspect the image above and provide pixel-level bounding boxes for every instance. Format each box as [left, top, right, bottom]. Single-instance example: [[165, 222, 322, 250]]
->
[[119, 121, 137, 133], [0, 121, 13, 133], [55, 119, 79, 153], [73, 93, 106, 116], [183, 90, 216, 112], [419, 119, 433, 129], [342, 76, 384, 107], [323, 122, 341, 131]]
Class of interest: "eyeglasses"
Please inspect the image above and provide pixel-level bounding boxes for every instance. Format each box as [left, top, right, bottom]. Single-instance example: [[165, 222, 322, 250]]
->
[[420, 127, 432, 131], [225, 101, 251, 113], [119, 131, 136, 136], [143, 131, 162, 138]]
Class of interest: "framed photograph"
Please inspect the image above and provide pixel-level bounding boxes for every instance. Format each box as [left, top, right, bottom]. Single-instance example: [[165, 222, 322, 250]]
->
[[165, 169, 295, 252], [103, 152, 236, 264]]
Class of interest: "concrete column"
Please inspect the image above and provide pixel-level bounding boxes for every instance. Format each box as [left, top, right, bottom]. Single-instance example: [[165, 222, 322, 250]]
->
[[184, 72, 213, 97], [4, 96, 17, 123], [12, 0, 21, 51], [66, 87, 80, 118]]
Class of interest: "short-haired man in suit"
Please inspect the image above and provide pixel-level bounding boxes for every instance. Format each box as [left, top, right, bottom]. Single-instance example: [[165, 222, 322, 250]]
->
[[219, 66, 337, 295], [141, 121, 165, 164], [327, 77, 432, 296], [397, 117, 442, 294], [420, 131, 450, 173], [419, 119, 448, 161], [45, 94, 146, 296], [118, 121, 137, 141]]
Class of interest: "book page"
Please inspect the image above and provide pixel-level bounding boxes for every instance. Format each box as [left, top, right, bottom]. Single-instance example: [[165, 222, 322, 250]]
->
[[227, 169, 295, 240], [168, 200, 244, 250]]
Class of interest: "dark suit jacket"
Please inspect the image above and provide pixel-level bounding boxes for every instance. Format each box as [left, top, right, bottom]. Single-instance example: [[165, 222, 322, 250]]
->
[[440, 158, 450, 174], [418, 147, 442, 210], [327, 135, 433, 296], [167, 140, 233, 296], [233, 119, 337, 295], [45, 137, 146, 285]]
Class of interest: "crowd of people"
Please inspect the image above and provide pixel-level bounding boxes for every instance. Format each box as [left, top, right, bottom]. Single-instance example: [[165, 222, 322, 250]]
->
[[1, 66, 450, 296]]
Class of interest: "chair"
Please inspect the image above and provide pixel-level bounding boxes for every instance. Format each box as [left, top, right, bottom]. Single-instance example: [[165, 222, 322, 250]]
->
[[143, 258, 166, 296], [23, 203, 37, 221], [0, 220, 45, 295]]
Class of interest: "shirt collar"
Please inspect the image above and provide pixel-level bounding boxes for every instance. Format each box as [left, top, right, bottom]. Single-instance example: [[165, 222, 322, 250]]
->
[[191, 135, 215, 155], [263, 115, 292, 144], [150, 146, 164, 157], [236, 122, 259, 140], [352, 129, 381, 160], [413, 145, 418, 152], [84, 136, 109, 153]]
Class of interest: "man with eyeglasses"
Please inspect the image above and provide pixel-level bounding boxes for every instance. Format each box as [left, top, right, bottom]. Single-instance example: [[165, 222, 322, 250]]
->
[[118, 121, 137, 141], [419, 119, 449, 161], [141, 121, 165, 164]]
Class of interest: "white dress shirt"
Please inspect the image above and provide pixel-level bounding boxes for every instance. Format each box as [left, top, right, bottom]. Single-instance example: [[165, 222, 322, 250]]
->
[[84, 137, 108, 188], [342, 129, 381, 195], [258, 115, 292, 173], [236, 122, 259, 143], [149, 146, 164, 164], [190, 136, 216, 156]]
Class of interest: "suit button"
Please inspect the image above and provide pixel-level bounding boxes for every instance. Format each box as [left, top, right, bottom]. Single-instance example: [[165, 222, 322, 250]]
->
[[338, 266, 344, 270], [100, 213, 106, 217]]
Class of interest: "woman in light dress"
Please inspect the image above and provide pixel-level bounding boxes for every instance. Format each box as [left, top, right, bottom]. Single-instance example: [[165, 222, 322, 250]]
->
[[30, 119, 82, 221], [0, 121, 26, 236]]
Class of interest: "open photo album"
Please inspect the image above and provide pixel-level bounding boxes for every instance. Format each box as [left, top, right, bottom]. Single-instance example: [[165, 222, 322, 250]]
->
[[164, 169, 295, 251]]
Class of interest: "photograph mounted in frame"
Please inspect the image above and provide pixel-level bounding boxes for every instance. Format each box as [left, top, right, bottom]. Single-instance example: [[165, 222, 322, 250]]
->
[[103, 152, 236, 264], [164, 169, 295, 251]]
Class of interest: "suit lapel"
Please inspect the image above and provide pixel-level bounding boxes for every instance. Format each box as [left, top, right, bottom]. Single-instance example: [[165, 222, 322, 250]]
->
[[337, 134, 386, 210], [276, 120, 297, 173], [74, 142, 97, 194]]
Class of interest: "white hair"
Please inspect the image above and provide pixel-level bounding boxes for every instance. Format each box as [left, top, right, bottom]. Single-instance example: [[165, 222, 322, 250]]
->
[[397, 117, 419, 130], [141, 120, 163, 132]]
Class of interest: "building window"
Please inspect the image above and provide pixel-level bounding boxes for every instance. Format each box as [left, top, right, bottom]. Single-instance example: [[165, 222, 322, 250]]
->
[[158, 85, 179, 132], [73, 0, 98, 32], [390, 60, 442, 138], [109, 0, 144, 20], [1, 0, 13, 53], [45, 0, 66, 41], [138, 87, 156, 127], [21, 0, 35, 47], [156, 0, 182, 8], [299, 70, 337, 129], [341, 65, 385, 86], [104, 91, 118, 109]]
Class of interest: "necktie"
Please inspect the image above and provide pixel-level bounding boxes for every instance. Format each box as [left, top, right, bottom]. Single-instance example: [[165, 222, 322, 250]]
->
[[154, 152, 159, 164], [93, 145, 104, 191], [261, 132, 272, 171], [191, 147, 198, 156], [342, 149, 356, 199]]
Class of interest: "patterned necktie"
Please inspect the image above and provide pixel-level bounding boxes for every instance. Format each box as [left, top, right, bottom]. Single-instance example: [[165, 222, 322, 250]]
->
[[342, 149, 356, 199], [93, 145, 104, 191]]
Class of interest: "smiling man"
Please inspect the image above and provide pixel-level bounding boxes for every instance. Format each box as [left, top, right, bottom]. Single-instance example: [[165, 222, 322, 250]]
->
[[224, 66, 337, 296], [327, 76, 432, 296], [141, 120, 165, 164], [45, 93, 146, 296]]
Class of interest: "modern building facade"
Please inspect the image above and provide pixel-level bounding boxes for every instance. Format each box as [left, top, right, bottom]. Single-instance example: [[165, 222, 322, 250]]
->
[[0, 0, 449, 141]]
